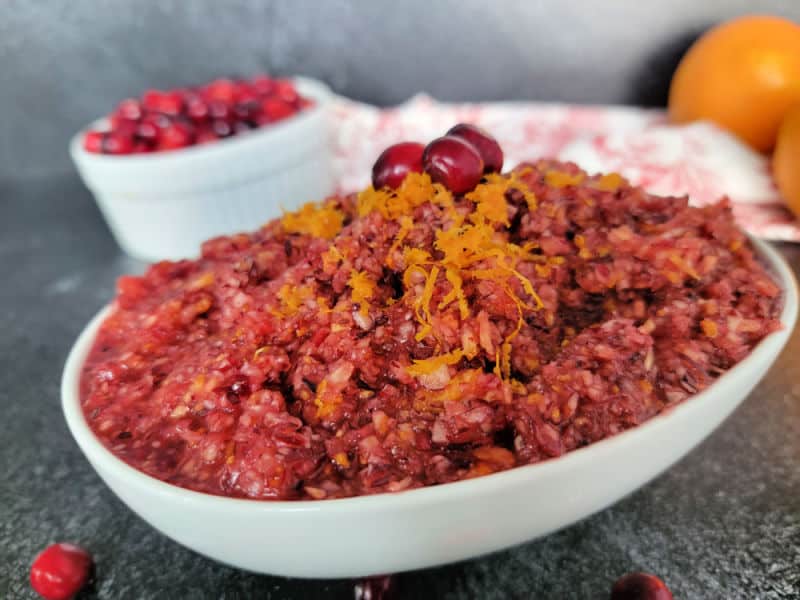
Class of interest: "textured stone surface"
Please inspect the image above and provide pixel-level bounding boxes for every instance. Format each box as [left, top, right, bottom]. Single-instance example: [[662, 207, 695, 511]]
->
[[1, 175, 799, 598], [3, 0, 800, 179]]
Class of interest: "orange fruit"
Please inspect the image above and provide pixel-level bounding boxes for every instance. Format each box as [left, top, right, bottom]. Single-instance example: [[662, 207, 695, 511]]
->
[[668, 15, 800, 152], [773, 104, 800, 217]]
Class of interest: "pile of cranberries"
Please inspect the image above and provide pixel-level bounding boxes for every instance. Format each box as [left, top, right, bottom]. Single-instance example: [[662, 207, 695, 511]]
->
[[371, 123, 504, 194], [82, 75, 312, 155]]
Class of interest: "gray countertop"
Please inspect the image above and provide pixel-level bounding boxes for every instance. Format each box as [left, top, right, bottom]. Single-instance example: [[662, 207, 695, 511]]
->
[[1, 174, 798, 599]]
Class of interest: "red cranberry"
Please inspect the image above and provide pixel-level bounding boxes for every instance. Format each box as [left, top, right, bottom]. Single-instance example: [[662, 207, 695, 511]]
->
[[211, 119, 233, 138], [132, 141, 152, 154], [186, 97, 210, 122], [89, 74, 312, 155], [115, 98, 143, 121], [195, 126, 218, 144], [136, 120, 159, 143], [354, 575, 394, 600], [157, 122, 194, 151], [30, 543, 93, 600], [422, 136, 484, 194], [234, 85, 259, 105], [233, 120, 254, 134], [208, 100, 232, 122], [447, 123, 503, 173], [251, 75, 276, 95], [260, 98, 295, 122], [82, 131, 105, 153], [160, 91, 184, 115], [139, 112, 172, 135], [274, 79, 300, 104], [233, 102, 259, 121], [104, 132, 136, 155], [371, 142, 425, 190], [204, 78, 237, 103], [610, 573, 673, 600], [142, 90, 183, 115], [108, 116, 138, 137]]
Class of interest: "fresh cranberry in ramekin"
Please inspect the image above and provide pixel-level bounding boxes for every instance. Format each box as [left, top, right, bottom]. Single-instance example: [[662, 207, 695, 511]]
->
[[81, 76, 311, 156], [69, 76, 333, 262]]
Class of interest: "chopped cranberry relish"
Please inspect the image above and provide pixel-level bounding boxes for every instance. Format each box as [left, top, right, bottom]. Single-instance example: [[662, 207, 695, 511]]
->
[[81, 160, 782, 500]]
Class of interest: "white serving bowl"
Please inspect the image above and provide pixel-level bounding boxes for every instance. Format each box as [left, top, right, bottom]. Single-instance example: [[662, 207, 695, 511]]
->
[[69, 77, 334, 263], [61, 238, 797, 579]]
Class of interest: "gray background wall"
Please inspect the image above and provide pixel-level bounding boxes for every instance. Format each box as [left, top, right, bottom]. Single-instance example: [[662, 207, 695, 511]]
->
[[3, 0, 800, 180]]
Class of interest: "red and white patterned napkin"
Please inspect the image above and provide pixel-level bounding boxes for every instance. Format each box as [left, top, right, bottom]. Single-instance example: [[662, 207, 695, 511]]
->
[[329, 95, 800, 242]]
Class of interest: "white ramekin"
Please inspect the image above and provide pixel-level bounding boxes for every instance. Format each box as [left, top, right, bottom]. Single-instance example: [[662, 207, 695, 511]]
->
[[69, 77, 334, 263], [61, 238, 797, 578]]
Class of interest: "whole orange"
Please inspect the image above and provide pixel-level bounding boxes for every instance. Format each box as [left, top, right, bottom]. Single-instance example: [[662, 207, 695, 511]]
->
[[668, 15, 800, 152], [773, 104, 800, 218]]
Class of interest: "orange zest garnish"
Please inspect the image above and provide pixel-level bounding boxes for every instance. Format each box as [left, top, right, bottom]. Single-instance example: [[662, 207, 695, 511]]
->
[[282, 201, 344, 239], [406, 348, 465, 376], [347, 270, 376, 318]]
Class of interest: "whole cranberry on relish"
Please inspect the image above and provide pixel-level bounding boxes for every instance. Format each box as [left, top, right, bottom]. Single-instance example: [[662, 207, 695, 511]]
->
[[371, 142, 425, 190], [81, 75, 313, 155], [447, 123, 504, 173], [422, 135, 484, 194]]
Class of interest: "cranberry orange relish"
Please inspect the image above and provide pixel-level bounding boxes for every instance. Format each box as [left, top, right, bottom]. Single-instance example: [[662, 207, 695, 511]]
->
[[81, 126, 782, 500]]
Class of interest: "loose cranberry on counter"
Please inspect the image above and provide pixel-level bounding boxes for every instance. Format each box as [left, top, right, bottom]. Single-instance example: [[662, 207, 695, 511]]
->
[[371, 142, 425, 190], [610, 572, 674, 600], [447, 123, 504, 173], [354, 575, 394, 600], [30, 543, 93, 600], [422, 135, 484, 194]]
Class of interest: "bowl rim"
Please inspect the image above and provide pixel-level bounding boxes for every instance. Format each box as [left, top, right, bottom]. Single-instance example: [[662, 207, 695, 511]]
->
[[67, 76, 332, 166], [61, 236, 798, 514]]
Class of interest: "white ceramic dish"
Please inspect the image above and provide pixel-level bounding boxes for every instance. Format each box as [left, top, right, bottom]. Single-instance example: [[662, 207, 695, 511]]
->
[[69, 77, 334, 263], [61, 238, 797, 579]]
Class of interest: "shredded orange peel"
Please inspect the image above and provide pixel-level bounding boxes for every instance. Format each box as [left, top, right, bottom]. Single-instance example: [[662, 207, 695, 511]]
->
[[280, 169, 550, 382], [281, 201, 344, 240]]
